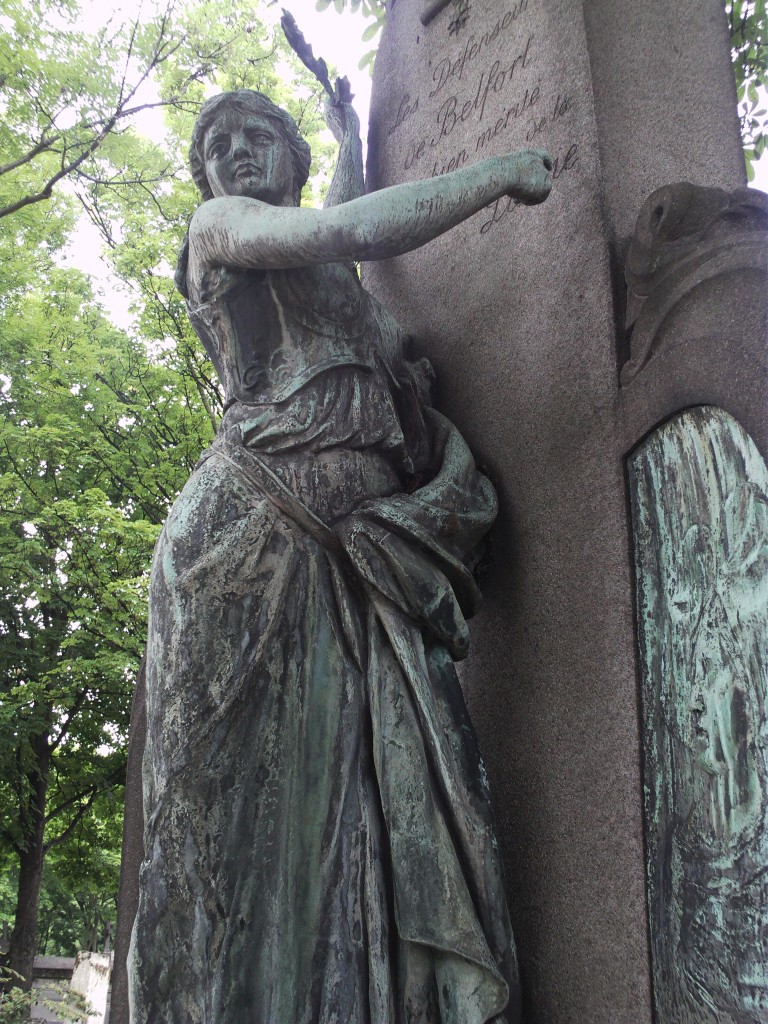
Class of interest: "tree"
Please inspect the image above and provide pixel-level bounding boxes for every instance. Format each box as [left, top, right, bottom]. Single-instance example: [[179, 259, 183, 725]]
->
[[0, 255, 210, 986], [0, 0, 338, 988], [0, 0, 337, 224], [32, 790, 124, 956], [0, 0, 236, 221], [727, 0, 768, 177]]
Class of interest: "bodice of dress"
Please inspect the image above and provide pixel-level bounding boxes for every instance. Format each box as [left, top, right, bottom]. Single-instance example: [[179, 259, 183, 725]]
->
[[188, 261, 403, 407], [190, 260, 435, 520]]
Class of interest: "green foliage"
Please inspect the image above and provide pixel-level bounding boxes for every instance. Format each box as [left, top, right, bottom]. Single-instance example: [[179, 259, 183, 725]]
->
[[0, 0, 335, 220], [0, 0, 173, 219], [0, 971, 37, 1024], [314, 0, 386, 71], [0, 230, 199, 958], [14, 793, 122, 955], [0, 0, 341, 972], [727, 1, 767, 177]]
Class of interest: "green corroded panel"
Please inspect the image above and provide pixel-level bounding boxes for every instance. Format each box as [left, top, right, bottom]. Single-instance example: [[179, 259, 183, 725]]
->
[[629, 406, 768, 1023]]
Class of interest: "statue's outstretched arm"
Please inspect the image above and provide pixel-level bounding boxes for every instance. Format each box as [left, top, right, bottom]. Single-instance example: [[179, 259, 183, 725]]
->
[[190, 149, 552, 272]]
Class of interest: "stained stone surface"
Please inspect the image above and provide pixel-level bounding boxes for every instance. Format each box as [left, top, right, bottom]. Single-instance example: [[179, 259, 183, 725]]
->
[[364, 1, 749, 1021], [617, 182, 768, 458], [629, 406, 768, 1023], [581, 0, 745, 254]]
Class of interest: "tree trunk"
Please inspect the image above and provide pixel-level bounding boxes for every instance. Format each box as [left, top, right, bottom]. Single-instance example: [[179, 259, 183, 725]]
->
[[4, 736, 50, 990]]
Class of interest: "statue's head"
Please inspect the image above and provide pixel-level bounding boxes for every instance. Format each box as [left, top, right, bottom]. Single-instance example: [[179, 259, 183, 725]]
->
[[189, 90, 312, 206]]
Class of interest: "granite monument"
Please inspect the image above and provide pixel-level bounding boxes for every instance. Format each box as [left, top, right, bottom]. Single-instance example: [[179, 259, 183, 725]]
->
[[364, 1, 764, 1022]]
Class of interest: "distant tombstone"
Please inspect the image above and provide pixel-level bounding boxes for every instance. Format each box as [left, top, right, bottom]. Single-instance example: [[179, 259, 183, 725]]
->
[[70, 952, 113, 1024], [364, 1, 761, 1021], [629, 407, 768, 1023], [30, 956, 75, 1024]]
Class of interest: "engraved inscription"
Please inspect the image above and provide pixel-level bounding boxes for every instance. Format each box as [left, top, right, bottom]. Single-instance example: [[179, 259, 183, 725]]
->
[[429, 147, 469, 177], [433, 35, 534, 142], [448, 1, 471, 36], [474, 85, 540, 151], [389, 93, 420, 138], [400, 34, 536, 172], [390, 0, 581, 234], [428, 1, 530, 97]]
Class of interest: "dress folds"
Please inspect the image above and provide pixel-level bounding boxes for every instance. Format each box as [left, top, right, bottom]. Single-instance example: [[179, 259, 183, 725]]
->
[[128, 267, 520, 1024]]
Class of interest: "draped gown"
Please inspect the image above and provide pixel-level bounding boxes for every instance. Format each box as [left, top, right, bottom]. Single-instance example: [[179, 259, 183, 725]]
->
[[127, 258, 521, 1024]]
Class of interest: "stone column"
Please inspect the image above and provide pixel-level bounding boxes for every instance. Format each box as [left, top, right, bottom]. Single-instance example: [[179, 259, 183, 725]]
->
[[363, 1, 748, 1020], [582, 0, 745, 251]]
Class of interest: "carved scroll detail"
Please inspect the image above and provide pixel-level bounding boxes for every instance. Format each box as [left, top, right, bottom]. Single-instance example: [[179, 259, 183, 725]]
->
[[622, 184, 768, 385], [629, 406, 768, 1023]]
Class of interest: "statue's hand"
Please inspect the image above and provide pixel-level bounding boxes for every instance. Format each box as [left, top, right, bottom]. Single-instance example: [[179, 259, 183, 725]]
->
[[324, 96, 361, 146], [505, 148, 553, 206]]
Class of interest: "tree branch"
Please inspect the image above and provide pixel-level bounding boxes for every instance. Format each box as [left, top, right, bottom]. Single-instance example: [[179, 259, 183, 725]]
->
[[44, 765, 125, 852], [0, 118, 118, 219], [0, 135, 60, 177]]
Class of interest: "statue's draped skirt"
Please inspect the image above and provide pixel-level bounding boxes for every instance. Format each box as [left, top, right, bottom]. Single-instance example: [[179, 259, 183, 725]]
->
[[128, 366, 520, 1024]]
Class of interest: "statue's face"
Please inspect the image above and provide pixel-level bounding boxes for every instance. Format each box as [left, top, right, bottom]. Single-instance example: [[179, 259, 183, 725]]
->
[[203, 110, 295, 205]]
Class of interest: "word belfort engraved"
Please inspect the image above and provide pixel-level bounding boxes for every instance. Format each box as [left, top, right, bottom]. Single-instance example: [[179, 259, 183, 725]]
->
[[389, 0, 578, 234]]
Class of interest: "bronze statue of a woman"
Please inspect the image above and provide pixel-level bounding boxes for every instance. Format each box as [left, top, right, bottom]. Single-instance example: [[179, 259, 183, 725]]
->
[[127, 88, 551, 1023]]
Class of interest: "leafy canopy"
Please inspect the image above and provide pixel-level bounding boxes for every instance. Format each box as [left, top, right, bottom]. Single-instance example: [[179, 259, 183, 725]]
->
[[0, 0, 339, 972], [727, 0, 768, 177]]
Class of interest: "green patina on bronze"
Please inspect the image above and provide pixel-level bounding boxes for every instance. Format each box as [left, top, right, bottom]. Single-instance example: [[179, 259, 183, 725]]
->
[[126, 87, 553, 1024], [629, 406, 768, 1023]]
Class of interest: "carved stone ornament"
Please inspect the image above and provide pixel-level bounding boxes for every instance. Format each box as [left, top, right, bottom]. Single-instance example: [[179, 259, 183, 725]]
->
[[629, 406, 768, 1023], [622, 183, 768, 385], [125, 89, 553, 1024]]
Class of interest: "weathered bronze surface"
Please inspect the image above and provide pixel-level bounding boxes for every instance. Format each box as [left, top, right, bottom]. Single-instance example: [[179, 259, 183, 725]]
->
[[629, 406, 768, 1023], [126, 90, 551, 1023]]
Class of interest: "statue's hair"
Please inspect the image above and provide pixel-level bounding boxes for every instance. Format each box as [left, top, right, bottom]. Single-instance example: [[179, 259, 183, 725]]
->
[[188, 90, 312, 205]]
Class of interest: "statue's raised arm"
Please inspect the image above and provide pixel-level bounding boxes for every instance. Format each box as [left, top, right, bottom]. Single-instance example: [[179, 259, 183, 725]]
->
[[323, 93, 366, 207]]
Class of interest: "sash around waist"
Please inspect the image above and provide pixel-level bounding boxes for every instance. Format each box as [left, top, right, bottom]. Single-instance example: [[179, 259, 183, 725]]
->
[[201, 433, 403, 525]]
